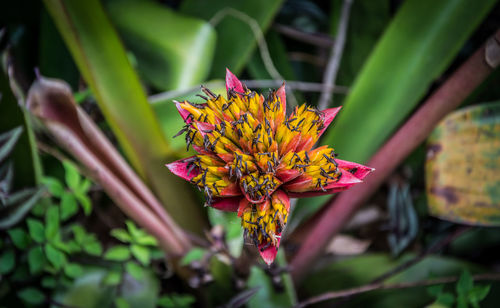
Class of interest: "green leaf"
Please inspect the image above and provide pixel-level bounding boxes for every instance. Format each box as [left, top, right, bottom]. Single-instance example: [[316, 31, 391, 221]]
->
[[427, 284, 444, 297], [45, 205, 60, 240], [8, 227, 31, 249], [103, 270, 122, 286], [63, 160, 81, 190], [17, 287, 46, 305], [468, 285, 491, 302], [27, 218, 45, 243], [104, 245, 131, 261], [72, 225, 86, 244], [41, 176, 64, 197], [42, 276, 57, 288], [426, 102, 500, 225], [64, 263, 84, 278], [436, 292, 456, 306], [131, 244, 150, 266], [180, 247, 206, 266], [457, 270, 474, 295], [467, 285, 491, 308], [79, 178, 92, 193], [28, 246, 46, 274], [111, 228, 133, 243], [106, 0, 216, 91], [43, 0, 205, 233], [125, 261, 144, 280], [83, 240, 103, 256], [74, 191, 92, 216], [125, 220, 141, 241], [180, 0, 284, 78], [0, 249, 15, 274], [60, 192, 79, 220], [45, 243, 67, 270], [321, 0, 497, 164], [114, 297, 130, 308], [135, 234, 157, 247]]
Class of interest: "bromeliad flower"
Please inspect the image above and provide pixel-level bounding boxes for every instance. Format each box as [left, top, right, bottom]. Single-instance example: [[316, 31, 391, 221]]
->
[[167, 69, 373, 265]]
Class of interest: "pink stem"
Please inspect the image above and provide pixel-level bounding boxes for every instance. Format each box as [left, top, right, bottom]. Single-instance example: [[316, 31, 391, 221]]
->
[[290, 29, 500, 282]]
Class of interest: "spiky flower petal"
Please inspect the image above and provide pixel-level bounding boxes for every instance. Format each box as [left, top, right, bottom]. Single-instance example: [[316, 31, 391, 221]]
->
[[166, 69, 373, 264]]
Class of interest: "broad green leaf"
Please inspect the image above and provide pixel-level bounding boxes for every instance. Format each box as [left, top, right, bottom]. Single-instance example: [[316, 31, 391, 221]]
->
[[83, 239, 103, 256], [45, 205, 60, 240], [45, 243, 67, 270], [17, 287, 46, 305], [103, 270, 122, 286], [125, 220, 141, 241], [63, 160, 81, 190], [44, 0, 206, 232], [426, 102, 500, 225], [0, 249, 15, 274], [111, 228, 133, 243], [115, 297, 131, 308], [42, 276, 57, 288], [106, 0, 216, 91], [126, 261, 144, 280], [180, 0, 284, 78], [468, 285, 491, 303], [72, 225, 87, 244], [41, 176, 64, 197], [131, 244, 150, 266], [60, 192, 78, 220], [135, 234, 157, 247], [28, 246, 47, 274], [457, 270, 474, 295], [180, 247, 206, 266], [74, 191, 92, 215], [321, 0, 497, 164], [27, 218, 45, 243], [300, 254, 483, 308], [8, 227, 31, 249], [64, 263, 84, 278], [104, 245, 131, 261]]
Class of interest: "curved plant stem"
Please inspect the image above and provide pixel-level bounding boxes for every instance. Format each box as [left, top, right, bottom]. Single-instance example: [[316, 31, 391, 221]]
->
[[295, 273, 500, 308], [291, 29, 500, 282]]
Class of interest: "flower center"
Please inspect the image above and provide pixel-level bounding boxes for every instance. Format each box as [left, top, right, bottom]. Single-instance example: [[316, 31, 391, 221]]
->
[[240, 172, 281, 203]]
